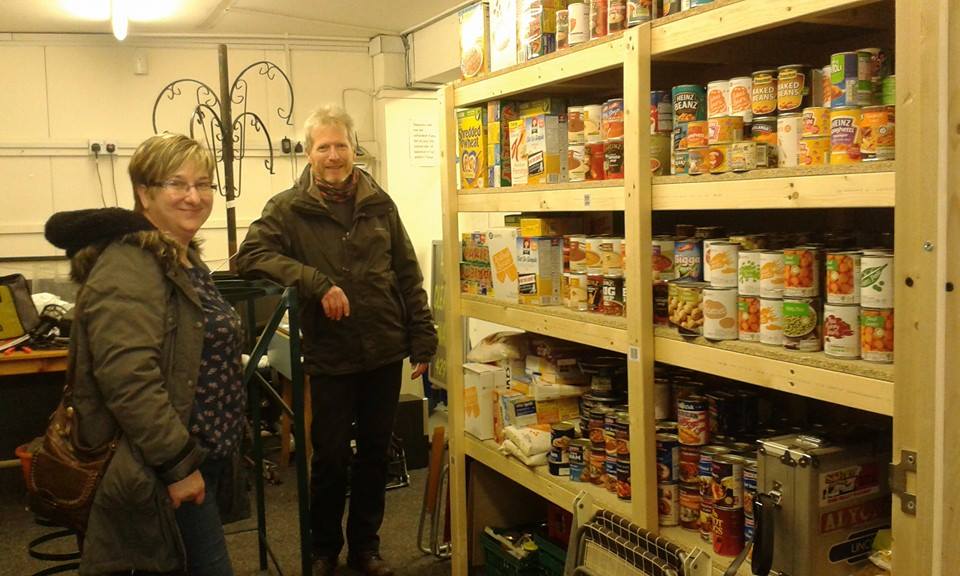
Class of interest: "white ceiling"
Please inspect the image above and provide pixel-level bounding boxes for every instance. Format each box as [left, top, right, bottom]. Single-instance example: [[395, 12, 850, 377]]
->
[[0, 0, 466, 38]]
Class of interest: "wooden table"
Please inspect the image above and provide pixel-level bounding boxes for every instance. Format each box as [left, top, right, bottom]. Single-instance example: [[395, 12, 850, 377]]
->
[[0, 349, 68, 377]]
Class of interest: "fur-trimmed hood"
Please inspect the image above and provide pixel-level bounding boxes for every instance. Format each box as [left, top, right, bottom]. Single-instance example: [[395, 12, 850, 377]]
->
[[45, 208, 197, 283]]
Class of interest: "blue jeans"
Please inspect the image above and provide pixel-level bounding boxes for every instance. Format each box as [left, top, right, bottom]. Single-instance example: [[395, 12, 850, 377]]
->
[[174, 458, 235, 576]]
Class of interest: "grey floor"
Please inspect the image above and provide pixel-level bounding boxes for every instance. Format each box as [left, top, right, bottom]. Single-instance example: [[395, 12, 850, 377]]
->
[[0, 461, 452, 576]]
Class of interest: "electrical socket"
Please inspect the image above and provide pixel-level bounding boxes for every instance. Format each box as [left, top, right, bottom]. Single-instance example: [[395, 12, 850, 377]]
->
[[105, 141, 117, 154], [88, 140, 103, 156]]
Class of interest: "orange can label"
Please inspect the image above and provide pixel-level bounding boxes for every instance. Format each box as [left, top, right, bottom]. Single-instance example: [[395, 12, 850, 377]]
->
[[861, 106, 895, 161], [687, 121, 709, 148], [752, 72, 777, 115], [777, 68, 807, 113], [830, 107, 863, 164], [802, 107, 830, 137], [799, 137, 831, 166]]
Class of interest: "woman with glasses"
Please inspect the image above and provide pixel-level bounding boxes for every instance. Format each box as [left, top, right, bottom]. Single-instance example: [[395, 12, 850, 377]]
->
[[44, 133, 243, 576]]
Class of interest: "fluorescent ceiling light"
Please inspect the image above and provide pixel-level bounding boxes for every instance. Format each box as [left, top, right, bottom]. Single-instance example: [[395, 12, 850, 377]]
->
[[60, 0, 182, 22], [112, 0, 128, 41]]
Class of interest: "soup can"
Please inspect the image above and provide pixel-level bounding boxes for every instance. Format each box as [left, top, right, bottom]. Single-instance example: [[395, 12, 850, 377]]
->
[[651, 133, 672, 175], [799, 136, 831, 166], [678, 395, 709, 446], [861, 105, 895, 161], [605, 451, 619, 493], [777, 113, 802, 167], [617, 457, 631, 500], [673, 84, 707, 122], [674, 239, 703, 280], [568, 272, 589, 311], [567, 144, 588, 182], [760, 297, 784, 345], [829, 52, 860, 107], [707, 80, 731, 118], [703, 286, 739, 341], [713, 506, 745, 557], [628, 0, 652, 25], [679, 445, 701, 484], [802, 106, 831, 137], [687, 146, 709, 175], [700, 499, 715, 542], [653, 235, 676, 279], [783, 246, 820, 297], [830, 106, 863, 164], [651, 90, 674, 134], [783, 296, 822, 351], [882, 75, 896, 106], [712, 454, 744, 508], [587, 141, 606, 180], [708, 144, 731, 174], [584, 237, 605, 274], [705, 241, 739, 287], [569, 235, 587, 272], [590, 0, 609, 39], [656, 433, 680, 482], [602, 98, 625, 140], [698, 445, 731, 499], [568, 106, 586, 144], [737, 295, 760, 342], [548, 422, 576, 476], [824, 303, 861, 359], [673, 121, 689, 150], [607, 0, 627, 32], [601, 275, 626, 316], [860, 250, 894, 308], [584, 104, 603, 142], [751, 115, 778, 164], [708, 116, 744, 144], [556, 10, 570, 50], [680, 483, 702, 530], [568, 2, 589, 45], [659, 482, 680, 526], [826, 250, 861, 304], [600, 237, 624, 276], [728, 76, 753, 123], [861, 307, 894, 363], [760, 250, 785, 297], [604, 137, 625, 179], [737, 249, 762, 295], [687, 120, 710, 148], [568, 438, 590, 482], [751, 70, 778, 115], [777, 64, 811, 113]]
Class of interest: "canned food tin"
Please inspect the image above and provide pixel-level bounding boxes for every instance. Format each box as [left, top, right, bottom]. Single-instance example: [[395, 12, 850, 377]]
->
[[627, 0, 651, 25], [860, 251, 894, 308], [679, 445, 701, 484], [680, 483, 702, 530], [708, 144, 731, 174], [568, 272, 589, 311], [824, 303, 861, 359], [698, 445, 731, 499], [830, 106, 863, 164], [708, 116, 744, 144], [737, 249, 762, 295], [569, 235, 587, 272], [777, 64, 811, 113], [730, 234, 768, 251], [783, 296, 822, 351], [568, 2, 589, 45], [656, 433, 680, 482], [751, 70, 778, 115], [584, 237, 604, 275], [671, 281, 707, 336], [742, 459, 758, 518], [760, 297, 784, 346], [567, 144, 588, 182], [616, 458, 631, 500], [548, 422, 576, 476], [604, 137, 625, 179], [799, 136, 831, 166], [729, 76, 753, 123], [659, 482, 680, 526], [662, 0, 681, 15], [713, 506, 745, 557], [783, 246, 820, 297], [861, 105, 895, 161], [687, 120, 709, 148], [589, 447, 606, 485], [602, 98, 625, 140], [687, 146, 709, 175], [587, 273, 605, 311], [822, 64, 833, 108], [705, 241, 739, 287], [744, 514, 755, 543], [600, 237, 624, 276], [674, 239, 703, 281], [703, 286, 739, 341], [605, 452, 619, 492], [802, 107, 831, 137], [751, 115, 778, 164], [567, 106, 585, 144], [556, 10, 569, 50], [584, 104, 603, 142], [706, 392, 735, 436], [777, 113, 802, 167], [690, 0, 714, 6], [673, 84, 707, 123], [568, 438, 590, 482], [830, 52, 860, 107], [607, 0, 627, 32], [678, 395, 709, 446], [760, 250, 785, 297], [857, 49, 880, 105], [712, 454, 744, 508], [672, 149, 689, 175], [737, 295, 760, 342], [653, 236, 676, 279], [861, 307, 894, 363], [654, 377, 671, 420], [673, 121, 689, 151], [651, 133, 672, 175], [700, 499, 714, 542], [587, 141, 606, 180], [654, 280, 669, 326], [707, 80, 731, 118], [882, 75, 896, 106], [590, 0, 608, 39], [561, 272, 571, 308], [826, 251, 861, 304], [601, 275, 625, 316], [651, 90, 673, 134]]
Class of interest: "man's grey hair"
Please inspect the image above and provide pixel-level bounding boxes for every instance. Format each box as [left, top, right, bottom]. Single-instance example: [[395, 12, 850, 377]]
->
[[303, 105, 355, 152]]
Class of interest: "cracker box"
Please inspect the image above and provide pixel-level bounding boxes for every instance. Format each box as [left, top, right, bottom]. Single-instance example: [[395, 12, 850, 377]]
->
[[486, 227, 520, 302], [519, 97, 567, 117], [519, 216, 582, 237], [489, 0, 519, 72], [463, 363, 506, 440], [517, 236, 563, 305], [487, 100, 521, 187], [458, 2, 489, 79], [519, 0, 559, 61], [457, 107, 488, 189], [524, 114, 566, 185], [508, 118, 529, 185]]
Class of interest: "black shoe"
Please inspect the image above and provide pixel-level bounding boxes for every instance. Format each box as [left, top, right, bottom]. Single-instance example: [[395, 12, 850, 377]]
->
[[312, 556, 338, 576], [347, 551, 395, 576]]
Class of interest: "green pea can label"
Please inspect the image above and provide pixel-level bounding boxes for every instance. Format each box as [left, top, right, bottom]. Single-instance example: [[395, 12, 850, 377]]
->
[[782, 297, 822, 352], [860, 251, 894, 308]]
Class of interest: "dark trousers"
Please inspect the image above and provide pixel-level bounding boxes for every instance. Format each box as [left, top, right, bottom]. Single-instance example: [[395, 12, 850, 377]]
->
[[174, 458, 235, 576], [309, 360, 403, 558]]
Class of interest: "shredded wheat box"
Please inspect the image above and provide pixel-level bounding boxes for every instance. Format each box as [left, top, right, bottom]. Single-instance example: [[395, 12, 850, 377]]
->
[[486, 227, 520, 302], [457, 107, 487, 189], [516, 236, 563, 305]]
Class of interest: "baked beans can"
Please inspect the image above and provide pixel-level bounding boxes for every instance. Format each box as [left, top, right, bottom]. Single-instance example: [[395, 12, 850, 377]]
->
[[824, 303, 861, 359], [798, 136, 830, 166], [616, 457, 631, 500], [659, 482, 680, 526], [678, 396, 709, 446], [651, 133, 672, 175], [751, 70, 778, 115], [760, 250, 785, 297], [673, 84, 707, 123], [729, 76, 753, 123], [607, 0, 627, 31], [751, 115, 778, 164], [680, 483, 702, 530], [656, 433, 680, 482], [802, 106, 831, 137], [651, 90, 673, 134], [860, 251, 894, 308], [556, 10, 570, 50], [861, 307, 894, 363], [782, 296, 822, 352], [826, 250, 861, 304], [830, 52, 860, 107], [602, 98, 625, 140], [777, 64, 811, 113], [783, 246, 820, 297], [713, 506, 744, 557], [705, 241, 739, 287], [707, 80, 731, 118], [686, 120, 709, 148], [737, 249, 762, 295], [568, 106, 585, 144], [698, 445, 730, 499], [712, 454, 744, 508], [830, 106, 863, 164], [861, 105, 895, 161], [584, 104, 603, 142], [627, 0, 651, 25], [703, 286, 739, 341], [700, 499, 714, 542], [679, 445, 701, 484], [674, 239, 703, 281], [590, 0, 608, 39], [777, 113, 802, 167], [760, 297, 783, 345], [882, 75, 896, 106], [708, 144, 731, 174], [708, 116, 744, 144], [737, 295, 760, 342], [653, 235, 676, 279], [587, 141, 606, 180], [687, 147, 709, 175], [604, 137, 625, 179], [601, 275, 625, 316], [568, 272, 589, 310], [568, 2, 589, 45]]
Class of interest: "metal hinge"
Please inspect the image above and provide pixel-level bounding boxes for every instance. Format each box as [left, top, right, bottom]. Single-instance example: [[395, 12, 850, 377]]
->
[[890, 449, 917, 515]]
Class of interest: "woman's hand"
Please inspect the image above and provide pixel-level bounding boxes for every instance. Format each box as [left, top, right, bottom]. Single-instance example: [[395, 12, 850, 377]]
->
[[168, 469, 205, 509], [411, 363, 428, 379]]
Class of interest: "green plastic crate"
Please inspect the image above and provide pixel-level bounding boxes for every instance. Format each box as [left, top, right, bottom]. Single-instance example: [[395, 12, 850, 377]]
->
[[533, 532, 566, 576], [480, 530, 539, 576]]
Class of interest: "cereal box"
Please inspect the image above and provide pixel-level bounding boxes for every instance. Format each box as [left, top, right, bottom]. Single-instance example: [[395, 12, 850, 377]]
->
[[508, 118, 528, 185], [519, 97, 567, 117], [486, 227, 520, 302], [457, 107, 487, 189], [459, 3, 489, 79], [524, 114, 567, 185], [520, 0, 558, 61], [487, 100, 520, 187], [517, 236, 563, 305], [490, 0, 518, 72]]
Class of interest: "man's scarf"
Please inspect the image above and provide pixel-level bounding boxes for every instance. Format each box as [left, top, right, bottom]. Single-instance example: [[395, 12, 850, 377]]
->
[[313, 168, 359, 203]]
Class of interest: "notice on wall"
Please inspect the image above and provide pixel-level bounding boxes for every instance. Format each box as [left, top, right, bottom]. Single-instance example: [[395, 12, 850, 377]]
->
[[409, 118, 438, 166]]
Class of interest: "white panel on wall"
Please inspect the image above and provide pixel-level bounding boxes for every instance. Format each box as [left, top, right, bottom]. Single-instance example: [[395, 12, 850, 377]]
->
[[290, 50, 375, 144], [0, 46, 49, 140], [50, 157, 127, 212], [0, 157, 54, 233]]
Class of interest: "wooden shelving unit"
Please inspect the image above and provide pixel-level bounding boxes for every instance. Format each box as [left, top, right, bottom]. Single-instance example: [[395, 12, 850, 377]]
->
[[459, 180, 626, 212]]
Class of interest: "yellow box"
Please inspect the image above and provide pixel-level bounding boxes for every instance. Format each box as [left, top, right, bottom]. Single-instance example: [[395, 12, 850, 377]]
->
[[519, 216, 582, 237], [517, 236, 563, 305], [457, 107, 488, 189]]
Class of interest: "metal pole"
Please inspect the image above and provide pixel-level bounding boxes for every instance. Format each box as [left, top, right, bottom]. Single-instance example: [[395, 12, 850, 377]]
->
[[288, 287, 313, 576], [217, 44, 238, 271]]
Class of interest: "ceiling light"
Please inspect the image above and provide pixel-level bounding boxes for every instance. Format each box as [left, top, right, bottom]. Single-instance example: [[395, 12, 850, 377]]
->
[[111, 0, 128, 41]]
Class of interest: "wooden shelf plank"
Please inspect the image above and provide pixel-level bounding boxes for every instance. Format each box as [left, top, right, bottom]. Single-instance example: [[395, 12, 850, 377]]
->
[[651, 0, 885, 57], [652, 162, 895, 210], [464, 436, 633, 520], [654, 326, 894, 416], [459, 181, 626, 212], [661, 527, 752, 576], [453, 33, 626, 107], [461, 295, 628, 353]]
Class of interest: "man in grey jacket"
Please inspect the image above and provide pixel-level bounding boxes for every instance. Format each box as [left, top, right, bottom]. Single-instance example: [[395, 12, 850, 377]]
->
[[237, 105, 437, 576]]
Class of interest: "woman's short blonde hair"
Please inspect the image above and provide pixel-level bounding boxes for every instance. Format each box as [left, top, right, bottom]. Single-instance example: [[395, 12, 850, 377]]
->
[[303, 105, 354, 152], [128, 133, 215, 212]]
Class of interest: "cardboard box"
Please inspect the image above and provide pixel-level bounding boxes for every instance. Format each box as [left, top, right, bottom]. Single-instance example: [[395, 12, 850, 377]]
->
[[487, 100, 520, 187], [508, 118, 528, 185], [489, 0, 518, 72], [524, 114, 566, 185], [519, 216, 582, 237], [519, 0, 558, 61], [517, 237, 563, 305], [535, 396, 582, 425], [525, 354, 589, 385], [519, 97, 567, 117], [485, 227, 520, 302], [457, 107, 488, 189], [498, 389, 539, 429], [463, 363, 506, 440], [458, 3, 489, 79]]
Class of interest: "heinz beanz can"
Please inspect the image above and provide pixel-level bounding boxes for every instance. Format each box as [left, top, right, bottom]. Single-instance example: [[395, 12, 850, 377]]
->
[[830, 106, 863, 164], [673, 84, 707, 123], [824, 303, 860, 359]]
